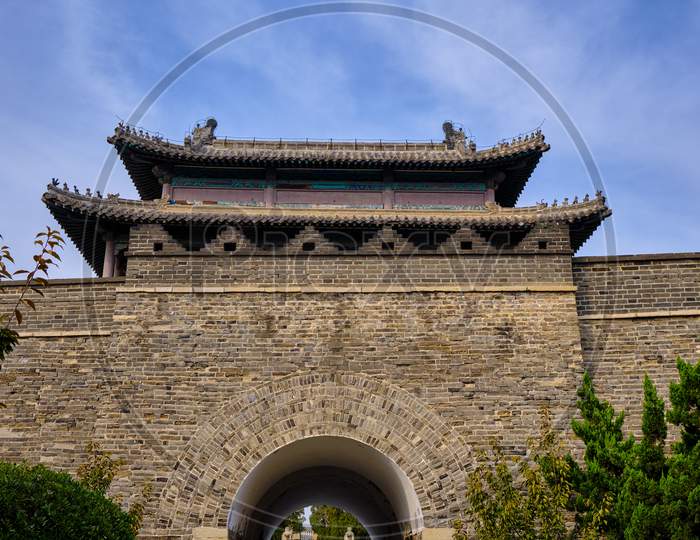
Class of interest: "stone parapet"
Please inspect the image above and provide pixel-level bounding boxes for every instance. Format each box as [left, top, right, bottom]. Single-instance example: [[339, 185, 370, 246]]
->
[[573, 253, 700, 315]]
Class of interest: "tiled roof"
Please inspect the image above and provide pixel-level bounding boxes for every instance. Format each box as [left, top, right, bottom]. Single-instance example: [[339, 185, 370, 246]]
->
[[44, 185, 607, 227], [108, 124, 548, 164], [44, 184, 610, 274], [108, 124, 549, 204]]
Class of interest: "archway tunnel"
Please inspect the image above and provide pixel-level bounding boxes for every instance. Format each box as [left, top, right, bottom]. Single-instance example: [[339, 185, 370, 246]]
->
[[228, 436, 424, 539]]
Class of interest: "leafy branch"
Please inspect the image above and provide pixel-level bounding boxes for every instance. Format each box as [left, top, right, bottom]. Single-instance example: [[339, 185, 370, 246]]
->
[[0, 228, 64, 365], [1, 227, 65, 329]]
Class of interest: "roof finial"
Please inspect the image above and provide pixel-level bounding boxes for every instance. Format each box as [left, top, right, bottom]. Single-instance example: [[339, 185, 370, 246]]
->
[[191, 117, 218, 150], [442, 120, 466, 150]]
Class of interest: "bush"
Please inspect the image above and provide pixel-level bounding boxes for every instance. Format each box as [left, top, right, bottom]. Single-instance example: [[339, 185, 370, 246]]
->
[[454, 408, 574, 540], [455, 358, 700, 539], [0, 460, 137, 540]]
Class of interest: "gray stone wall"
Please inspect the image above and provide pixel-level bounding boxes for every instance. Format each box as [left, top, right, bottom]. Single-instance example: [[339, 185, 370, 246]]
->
[[125, 223, 574, 286], [0, 279, 118, 464], [2, 226, 698, 539], [573, 253, 700, 315], [573, 254, 700, 436]]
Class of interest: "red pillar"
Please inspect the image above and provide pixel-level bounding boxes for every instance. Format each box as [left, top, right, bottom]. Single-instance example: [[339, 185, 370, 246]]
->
[[103, 235, 115, 278], [382, 187, 394, 209], [485, 187, 496, 203]]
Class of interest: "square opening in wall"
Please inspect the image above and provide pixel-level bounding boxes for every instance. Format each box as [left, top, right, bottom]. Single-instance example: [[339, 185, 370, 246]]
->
[[153, 242, 163, 252], [224, 242, 237, 252], [538, 240, 548, 250], [302, 242, 315, 252], [460, 241, 473, 250], [381, 242, 395, 251]]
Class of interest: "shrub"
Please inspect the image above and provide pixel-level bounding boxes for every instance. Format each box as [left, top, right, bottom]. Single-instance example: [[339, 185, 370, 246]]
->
[[455, 358, 700, 539], [0, 460, 136, 540], [454, 408, 573, 540]]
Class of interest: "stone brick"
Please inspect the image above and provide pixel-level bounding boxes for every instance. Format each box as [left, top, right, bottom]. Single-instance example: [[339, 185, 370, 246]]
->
[[1, 241, 698, 538]]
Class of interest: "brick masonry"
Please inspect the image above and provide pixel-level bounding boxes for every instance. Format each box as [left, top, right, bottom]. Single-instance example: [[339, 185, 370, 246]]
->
[[573, 253, 700, 437], [1, 223, 698, 539]]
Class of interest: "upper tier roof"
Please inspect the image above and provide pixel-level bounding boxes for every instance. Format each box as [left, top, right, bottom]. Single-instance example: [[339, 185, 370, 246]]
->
[[108, 121, 550, 205], [43, 184, 610, 275]]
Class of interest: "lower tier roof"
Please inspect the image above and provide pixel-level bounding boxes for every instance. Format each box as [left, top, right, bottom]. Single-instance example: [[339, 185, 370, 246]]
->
[[43, 184, 610, 275]]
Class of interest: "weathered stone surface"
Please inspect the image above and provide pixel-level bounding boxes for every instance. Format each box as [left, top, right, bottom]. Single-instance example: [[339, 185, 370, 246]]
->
[[1, 228, 698, 539]]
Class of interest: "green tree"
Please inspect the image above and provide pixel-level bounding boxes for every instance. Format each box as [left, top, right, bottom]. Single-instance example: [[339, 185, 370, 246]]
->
[[614, 376, 667, 539], [310, 505, 369, 539], [0, 442, 151, 539], [454, 408, 572, 540], [0, 228, 64, 364], [0, 461, 136, 540], [569, 360, 700, 540], [272, 509, 304, 540], [567, 372, 635, 538], [452, 358, 700, 539], [656, 358, 700, 538], [667, 357, 700, 454]]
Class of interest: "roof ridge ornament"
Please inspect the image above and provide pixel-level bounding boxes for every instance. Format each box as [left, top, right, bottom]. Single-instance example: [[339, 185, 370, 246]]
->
[[186, 117, 218, 151], [442, 121, 469, 152]]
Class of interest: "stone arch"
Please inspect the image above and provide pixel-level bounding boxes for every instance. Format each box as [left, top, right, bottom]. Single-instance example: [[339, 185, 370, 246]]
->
[[156, 371, 473, 536], [229, 436, 423, 539]]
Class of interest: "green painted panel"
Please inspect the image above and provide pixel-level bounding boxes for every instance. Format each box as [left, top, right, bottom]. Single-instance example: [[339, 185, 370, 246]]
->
[[172, 177, 485, 192]]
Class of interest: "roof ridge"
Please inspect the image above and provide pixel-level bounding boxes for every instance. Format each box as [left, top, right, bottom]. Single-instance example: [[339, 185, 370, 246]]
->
[[107, 123, 549, 159]]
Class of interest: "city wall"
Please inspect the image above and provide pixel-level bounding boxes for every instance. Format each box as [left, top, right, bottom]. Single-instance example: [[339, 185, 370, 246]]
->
[[1, 224, 698, 538]]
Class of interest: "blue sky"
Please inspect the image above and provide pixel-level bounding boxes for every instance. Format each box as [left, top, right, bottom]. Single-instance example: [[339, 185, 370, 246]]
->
[[1, 1, 699, 277]]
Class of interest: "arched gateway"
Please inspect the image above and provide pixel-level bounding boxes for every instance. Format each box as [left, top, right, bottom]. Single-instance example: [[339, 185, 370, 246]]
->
[[11, 118, 699, 539], [229, 436, 423, 539], [158, 372, 471, 539]]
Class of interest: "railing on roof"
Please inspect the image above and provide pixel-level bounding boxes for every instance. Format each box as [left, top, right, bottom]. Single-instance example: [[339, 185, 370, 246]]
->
[[213, 137, 455, 152], [114, 122, 544, 153]]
